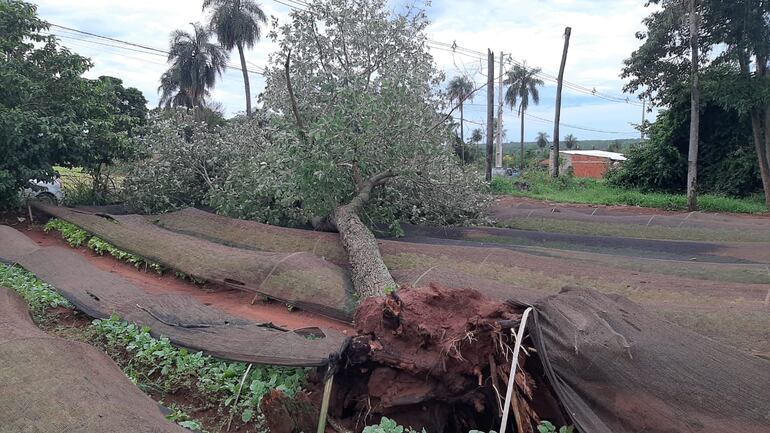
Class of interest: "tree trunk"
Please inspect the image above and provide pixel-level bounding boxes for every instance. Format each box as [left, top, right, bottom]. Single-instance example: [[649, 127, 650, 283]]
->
[[460, 102, 465, 164], [238, 42, 253, 117], [331, 170, 397, 299], [520, 110, 525, 171], [686, 0, 700, 212], [754, 108, 770, 207]]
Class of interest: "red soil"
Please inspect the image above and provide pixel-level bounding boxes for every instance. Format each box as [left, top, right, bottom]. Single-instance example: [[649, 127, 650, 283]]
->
[[22, 225, 353, 333]]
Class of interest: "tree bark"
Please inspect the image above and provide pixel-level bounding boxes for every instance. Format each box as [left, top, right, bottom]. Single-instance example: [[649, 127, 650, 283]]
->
[[238, 42, 252, 117], [750, 109, 770, 207], [331, 170, 397, 299], [686, 0, 700, 212], [520, 110, 525, 171]]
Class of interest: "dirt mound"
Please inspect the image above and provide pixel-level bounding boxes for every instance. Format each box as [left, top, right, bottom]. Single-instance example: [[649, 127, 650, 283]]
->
[[0, 287, 188, 433], [330, 284, 564, 433]]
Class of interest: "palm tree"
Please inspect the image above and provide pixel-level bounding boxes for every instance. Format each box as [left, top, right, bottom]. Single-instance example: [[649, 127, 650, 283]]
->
[[446, 76, 475, 162], [564, 134, 577, 149], [504, 62, 544, 170], [203, 0, 267, 117], [159, 23, 228, 109], [536, 132, 549, 149]]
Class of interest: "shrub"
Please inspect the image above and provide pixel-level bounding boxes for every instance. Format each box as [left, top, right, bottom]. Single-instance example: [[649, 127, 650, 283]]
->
[[606, 139, 686, 192], [122, 111, 267, 214]]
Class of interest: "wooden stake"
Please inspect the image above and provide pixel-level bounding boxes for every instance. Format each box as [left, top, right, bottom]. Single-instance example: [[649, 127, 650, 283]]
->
[[317, 372, 335, 433], [227, 363, 253, 432]]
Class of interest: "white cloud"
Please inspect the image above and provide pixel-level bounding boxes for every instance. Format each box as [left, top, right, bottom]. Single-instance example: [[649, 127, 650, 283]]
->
[[33, 0, 656, 139]]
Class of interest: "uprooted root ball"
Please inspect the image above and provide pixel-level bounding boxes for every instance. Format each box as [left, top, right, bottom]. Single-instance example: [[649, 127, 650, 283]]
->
[[329, 284, 564, 433]]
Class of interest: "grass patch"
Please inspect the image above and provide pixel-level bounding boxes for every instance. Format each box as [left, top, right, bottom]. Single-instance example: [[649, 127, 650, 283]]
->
[[491, 171, 768, 214], [1, 263, 308, 433], [498, 217, 770, 242]]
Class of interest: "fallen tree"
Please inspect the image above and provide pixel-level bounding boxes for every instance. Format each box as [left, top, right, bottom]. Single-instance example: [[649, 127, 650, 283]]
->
[[224, 0, 487, 299]]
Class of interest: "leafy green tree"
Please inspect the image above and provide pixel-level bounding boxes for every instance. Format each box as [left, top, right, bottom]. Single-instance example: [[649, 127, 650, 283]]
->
[[159, 23, 228, 109], [536, 132, 549, 149], [623, 0, 770, 208], [255, 0, 486, 298], [504, 62, 544, 170], [70, 76, 148, 202], [0, 0, 144, 207], [203, 0, 267, 117], [564, 134, 577, 149], [446, 75, 474, 161]]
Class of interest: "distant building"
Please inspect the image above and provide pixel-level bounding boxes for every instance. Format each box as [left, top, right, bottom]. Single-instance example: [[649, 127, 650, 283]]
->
[[560, 150, 626, 179]]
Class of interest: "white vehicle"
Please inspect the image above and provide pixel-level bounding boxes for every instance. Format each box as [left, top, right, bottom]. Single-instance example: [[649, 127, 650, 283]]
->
[[22, 173, 64, 205]]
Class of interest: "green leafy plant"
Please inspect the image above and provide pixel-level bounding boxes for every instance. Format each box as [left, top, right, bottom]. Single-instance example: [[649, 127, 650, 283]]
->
[[87, 237, 164, 273], [91, 314, 307, 426], [44, 218, 90, 247], [362, 417, 425, 433], [537, 421, 574, 433], [0, 264, 70, 320], [164, 403, 209, 432]]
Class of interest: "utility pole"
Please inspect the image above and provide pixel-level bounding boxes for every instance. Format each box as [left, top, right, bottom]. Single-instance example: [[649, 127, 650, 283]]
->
[[486, 49, 495, 181], [687, 0, 700, 211], [551, 26, 572, 178], [496, 51, 504, 168]]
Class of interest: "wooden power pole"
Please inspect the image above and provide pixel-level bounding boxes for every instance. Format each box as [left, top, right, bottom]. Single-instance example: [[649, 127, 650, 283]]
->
[[687, 0, 700, 211], [551, 26, 572, 177], [496, 51, 504, 168], [486, 49, 495, 181]]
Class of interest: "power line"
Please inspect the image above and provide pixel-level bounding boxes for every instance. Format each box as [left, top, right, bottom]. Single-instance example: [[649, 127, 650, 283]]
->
[[47, 23, 264, 76], [524, 112, 635, 135], [462, 104, 635, 135], [427, 39, 643, 107]]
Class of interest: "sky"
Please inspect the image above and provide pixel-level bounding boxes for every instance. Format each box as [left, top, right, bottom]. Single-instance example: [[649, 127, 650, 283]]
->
[[32, 0, 658, 141]]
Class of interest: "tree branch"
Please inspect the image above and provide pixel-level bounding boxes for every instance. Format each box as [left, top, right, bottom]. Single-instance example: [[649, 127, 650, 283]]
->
[[284, 49, 308, 143], [347, 169, 396, 211]]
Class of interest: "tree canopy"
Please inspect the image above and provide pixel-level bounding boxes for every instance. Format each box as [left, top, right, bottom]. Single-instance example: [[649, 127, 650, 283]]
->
[[0, 0, 147, 207], [253, 0, 485, 229], [159, 23, 228, 109], [203, 0, 267, 116], [622, 0, 770, 206]]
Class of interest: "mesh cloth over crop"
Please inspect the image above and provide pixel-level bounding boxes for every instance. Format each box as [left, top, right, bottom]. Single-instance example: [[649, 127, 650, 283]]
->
[[527, 287, 770, 433], [0, 226, 348, 367], [33, 204, 357, 321], [148, 208, 770, 356], [0, 286, 188, 433]]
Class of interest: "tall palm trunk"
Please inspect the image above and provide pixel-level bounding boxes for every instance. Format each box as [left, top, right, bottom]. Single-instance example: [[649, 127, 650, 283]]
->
[[460, 102, 465, 163], [519, 110, 525, 171], [237, 42, 252, 117]]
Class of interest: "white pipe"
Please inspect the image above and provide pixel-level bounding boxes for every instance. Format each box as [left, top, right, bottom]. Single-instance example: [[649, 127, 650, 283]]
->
[[499, 306, 533, 433]]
